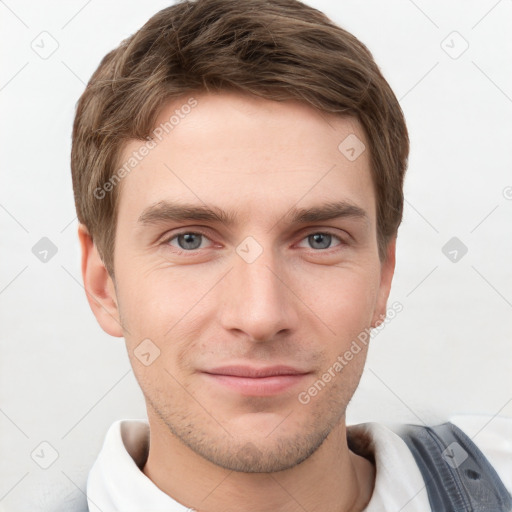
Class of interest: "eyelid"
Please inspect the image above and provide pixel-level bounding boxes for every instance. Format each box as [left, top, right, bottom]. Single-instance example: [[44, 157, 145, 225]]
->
[[161, 227, 349, 253], [161, 228, 215, 249], [294, 230, 347, 249]]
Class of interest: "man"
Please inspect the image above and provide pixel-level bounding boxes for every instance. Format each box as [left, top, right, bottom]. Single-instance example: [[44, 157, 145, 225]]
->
[[71, 0, 511, 510]]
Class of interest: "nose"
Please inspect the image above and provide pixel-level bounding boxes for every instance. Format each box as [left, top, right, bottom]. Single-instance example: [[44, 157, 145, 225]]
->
[[218, 240, 299, 343]]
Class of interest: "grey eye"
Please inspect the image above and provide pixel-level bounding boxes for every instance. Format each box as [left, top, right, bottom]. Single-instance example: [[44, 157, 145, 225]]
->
[[308, 233, 333, 250], [175, 233, 204, 250]]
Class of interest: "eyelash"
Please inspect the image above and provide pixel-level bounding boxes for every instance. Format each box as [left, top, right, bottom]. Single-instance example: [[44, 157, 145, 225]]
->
[[161, 229, 347, 255]]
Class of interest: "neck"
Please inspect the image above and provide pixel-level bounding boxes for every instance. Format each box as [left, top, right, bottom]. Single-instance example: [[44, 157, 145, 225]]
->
[[142, 414, 375, 512]]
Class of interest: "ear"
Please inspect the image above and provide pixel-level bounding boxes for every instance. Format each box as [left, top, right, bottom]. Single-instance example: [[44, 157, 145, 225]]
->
[[371, 236, 396, 328], [78, 224, 123, 337]]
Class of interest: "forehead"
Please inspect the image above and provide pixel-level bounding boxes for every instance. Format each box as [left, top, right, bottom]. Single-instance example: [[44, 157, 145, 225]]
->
[[116, 91, 375, 229]]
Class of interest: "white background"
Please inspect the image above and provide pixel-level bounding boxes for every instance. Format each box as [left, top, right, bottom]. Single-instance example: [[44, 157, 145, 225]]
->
[[1, 0, 511, 510]]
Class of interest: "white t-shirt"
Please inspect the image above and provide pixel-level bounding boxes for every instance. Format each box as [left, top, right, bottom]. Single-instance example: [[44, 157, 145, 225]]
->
[[86, 415, 512, 512]]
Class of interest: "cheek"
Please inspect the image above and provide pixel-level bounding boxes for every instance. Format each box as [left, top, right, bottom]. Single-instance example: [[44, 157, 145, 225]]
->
[[299, 268, 379, 379], [116, 262, 197, 335], [116, 250, 381, 359], [116, 268, 210, 376], [297, 263, 380, 332]]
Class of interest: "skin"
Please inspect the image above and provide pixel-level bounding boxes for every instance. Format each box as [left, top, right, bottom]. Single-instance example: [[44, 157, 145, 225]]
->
[[79, 90, 396, 512]]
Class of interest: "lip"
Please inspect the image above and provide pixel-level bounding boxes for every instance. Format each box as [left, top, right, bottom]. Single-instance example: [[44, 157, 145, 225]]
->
[[204, 365, 308, 378], [201, 365, 311, 396]]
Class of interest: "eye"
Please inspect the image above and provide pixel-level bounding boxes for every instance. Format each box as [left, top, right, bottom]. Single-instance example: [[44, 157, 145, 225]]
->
[[165, 231, 212, 252], [162, 230, 346, 254], [297, 232, 344, 250]]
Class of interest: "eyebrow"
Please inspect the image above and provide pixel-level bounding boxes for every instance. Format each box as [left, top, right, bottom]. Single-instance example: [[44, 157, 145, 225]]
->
[[137, 200, 368, 227]]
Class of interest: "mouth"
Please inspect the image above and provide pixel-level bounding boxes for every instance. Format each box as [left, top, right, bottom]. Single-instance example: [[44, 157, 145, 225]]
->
[[201, 365, 311, 396]]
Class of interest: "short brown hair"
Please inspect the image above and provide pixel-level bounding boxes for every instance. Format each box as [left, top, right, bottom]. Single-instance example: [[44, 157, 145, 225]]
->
[[71, 0, 409, 275]]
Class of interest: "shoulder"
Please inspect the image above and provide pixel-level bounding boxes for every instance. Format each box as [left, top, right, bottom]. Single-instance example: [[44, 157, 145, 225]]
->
[[448, 413, 512, 494]]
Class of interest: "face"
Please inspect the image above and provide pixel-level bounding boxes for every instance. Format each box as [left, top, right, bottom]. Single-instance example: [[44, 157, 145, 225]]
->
[[88, 91, 395, 473]]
